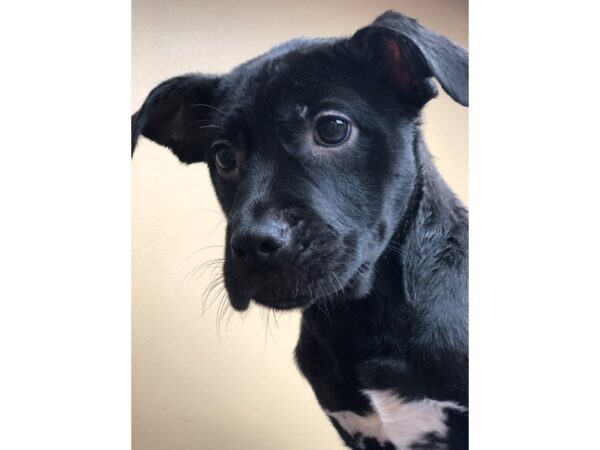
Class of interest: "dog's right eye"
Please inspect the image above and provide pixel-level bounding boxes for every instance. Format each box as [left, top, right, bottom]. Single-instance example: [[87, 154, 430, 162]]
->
[[213, 143, 237, 173], [314, 115, 351, 147]]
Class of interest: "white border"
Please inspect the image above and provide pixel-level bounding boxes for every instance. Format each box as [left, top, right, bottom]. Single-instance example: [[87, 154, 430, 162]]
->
[[1, 0, 600, 449], [0, 1, 131, 449], [470, 0, 600, 448]]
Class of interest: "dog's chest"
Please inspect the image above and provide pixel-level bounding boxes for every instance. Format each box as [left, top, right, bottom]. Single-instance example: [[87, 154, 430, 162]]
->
[[325, 390, 465, 450]]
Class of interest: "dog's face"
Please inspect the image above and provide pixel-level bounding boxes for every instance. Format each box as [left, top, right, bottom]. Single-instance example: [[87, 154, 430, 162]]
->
[[212, 41, 423, 311], [132, 11, 468, 311]]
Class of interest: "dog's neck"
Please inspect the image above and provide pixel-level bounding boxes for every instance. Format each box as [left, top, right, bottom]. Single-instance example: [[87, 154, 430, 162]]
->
[[302, 131, 468, 356], [392, 131, 426, 251], [383, 131, 468, 306]]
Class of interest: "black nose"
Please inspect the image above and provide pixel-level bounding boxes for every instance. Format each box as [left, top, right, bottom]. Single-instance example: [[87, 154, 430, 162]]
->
[[230, 220, 290, 268]]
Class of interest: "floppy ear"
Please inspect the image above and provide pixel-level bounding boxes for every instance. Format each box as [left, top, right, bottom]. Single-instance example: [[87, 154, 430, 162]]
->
[[131, 74, 220, 163], [349, 10, 468, 107]]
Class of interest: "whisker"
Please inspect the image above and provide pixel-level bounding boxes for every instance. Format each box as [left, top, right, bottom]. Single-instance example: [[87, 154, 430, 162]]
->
[[216, 292, 231, 339], [194, 207, 225, 217], [186, 245, 225, 261], [202, 275, 226, 313], [266, 309, 276, 344], [183, 258, 224, 284], [272, 310, 280, 330], [189, 103, 227, 115], [225, 305, 236, 329], [263, 309, 269, 351], [205, 218, 226, 242], [180, 118, 223, 134], [196, 124, 226, 131], [331, 272, 345, 293]]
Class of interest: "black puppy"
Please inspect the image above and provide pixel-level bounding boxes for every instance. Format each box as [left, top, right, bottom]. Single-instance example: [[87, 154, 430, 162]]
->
[[132, 10, 468, 450]]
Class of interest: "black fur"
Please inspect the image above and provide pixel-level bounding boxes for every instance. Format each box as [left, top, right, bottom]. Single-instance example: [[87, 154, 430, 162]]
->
[[133, 11, 468, 450]]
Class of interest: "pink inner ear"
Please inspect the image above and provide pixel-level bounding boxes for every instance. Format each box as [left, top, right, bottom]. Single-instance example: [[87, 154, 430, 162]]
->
[[384, 39, 402, 62], [382, 38, 414, 88]]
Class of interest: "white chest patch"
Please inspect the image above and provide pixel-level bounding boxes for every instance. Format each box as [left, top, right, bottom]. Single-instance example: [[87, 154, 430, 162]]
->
[[326, 390, 466, 449]]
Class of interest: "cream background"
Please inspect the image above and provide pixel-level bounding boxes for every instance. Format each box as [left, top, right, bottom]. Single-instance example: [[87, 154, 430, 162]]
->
[[132, 1, 467, 449]]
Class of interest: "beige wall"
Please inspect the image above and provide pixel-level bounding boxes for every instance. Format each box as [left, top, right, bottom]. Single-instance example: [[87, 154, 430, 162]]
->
[[132, 1, 468, 449]]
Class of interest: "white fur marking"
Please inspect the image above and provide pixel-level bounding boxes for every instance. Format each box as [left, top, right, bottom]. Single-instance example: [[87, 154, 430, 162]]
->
[[326, 391, 466, 449], [325, 409, 386, 448], [364, 390, 466, 449]]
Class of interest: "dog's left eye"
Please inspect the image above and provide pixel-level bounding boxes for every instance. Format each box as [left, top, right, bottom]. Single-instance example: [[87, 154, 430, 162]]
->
[[314, 116, 351, 147], [213, 143, 237, 173]]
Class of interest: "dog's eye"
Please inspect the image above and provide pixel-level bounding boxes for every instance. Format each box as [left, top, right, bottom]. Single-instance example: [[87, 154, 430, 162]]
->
[[213, 144, 237, 172], [314, 116, 351, 147]]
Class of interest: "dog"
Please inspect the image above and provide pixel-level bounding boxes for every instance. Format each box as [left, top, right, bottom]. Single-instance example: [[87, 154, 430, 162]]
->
[[132, 10, 468, 450]]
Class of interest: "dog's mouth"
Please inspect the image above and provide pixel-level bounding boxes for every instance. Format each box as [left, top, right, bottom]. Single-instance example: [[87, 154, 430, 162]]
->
[[252, 293, 314, 310], [223, 227, 376, 312], [226, 261, 372, 312], [227, 281, 330, 312]]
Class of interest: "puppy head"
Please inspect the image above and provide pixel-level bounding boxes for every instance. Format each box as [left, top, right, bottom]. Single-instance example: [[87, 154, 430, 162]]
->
[[132, 11, 468, 311]]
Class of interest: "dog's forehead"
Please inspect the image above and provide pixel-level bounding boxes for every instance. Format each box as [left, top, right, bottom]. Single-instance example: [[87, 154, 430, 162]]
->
[[236, 37, 342, 76], [211, 36, 402, 159], [221, 38, 347, 110]]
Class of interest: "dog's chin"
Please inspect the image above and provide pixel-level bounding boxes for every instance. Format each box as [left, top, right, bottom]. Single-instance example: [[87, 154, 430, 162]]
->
[[226, 277, 337, 312], [228, 292, 252, 311], [252, 294, 314, 311], [225, 258, 378, 312], [228, 283, 317, 312], [227, 290, 313, 312]]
